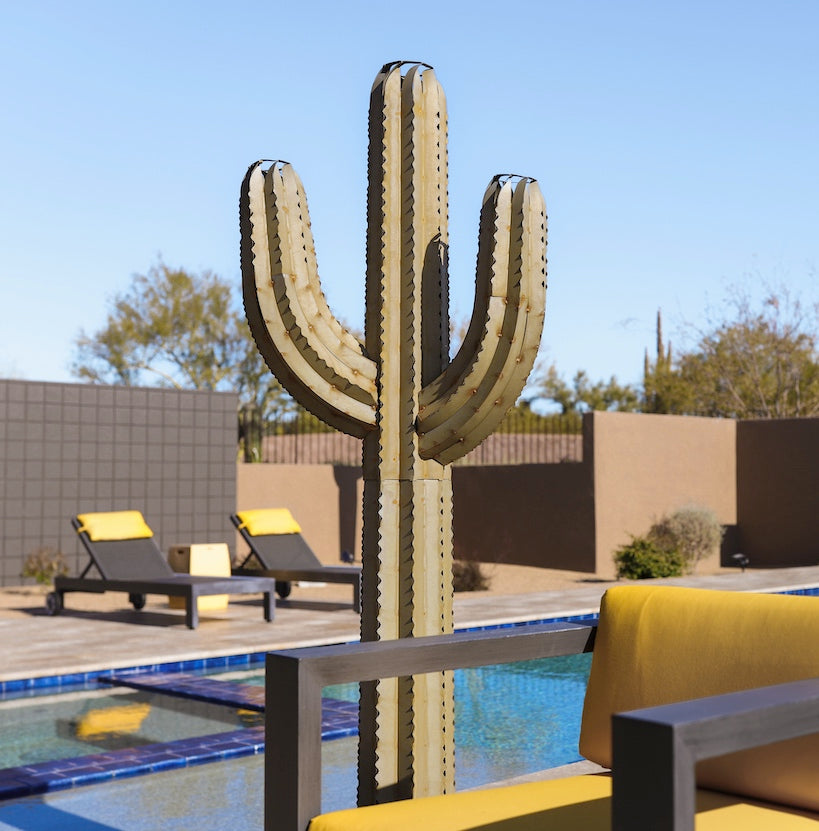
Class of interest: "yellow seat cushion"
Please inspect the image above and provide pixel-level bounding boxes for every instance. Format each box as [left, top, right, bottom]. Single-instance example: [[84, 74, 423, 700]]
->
[[235, 508, 302, 537], [579, 585, 819, 813], [76, 511, 153, 541], [308, 774, 819, 830]]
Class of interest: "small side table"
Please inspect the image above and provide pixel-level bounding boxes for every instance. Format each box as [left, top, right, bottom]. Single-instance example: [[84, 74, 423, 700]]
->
[[168, 543, 231, 612]]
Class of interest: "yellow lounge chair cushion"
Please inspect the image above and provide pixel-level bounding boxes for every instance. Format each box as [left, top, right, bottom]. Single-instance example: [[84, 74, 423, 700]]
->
[[579, 585, 819, 813], [308, 774, 819, 830], [235, 508, 302, 537], [76, 511, 154, 541]]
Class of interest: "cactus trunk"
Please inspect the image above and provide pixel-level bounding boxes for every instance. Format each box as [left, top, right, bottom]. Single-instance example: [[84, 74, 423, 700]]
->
[[358, 65, 454, 803], [240, 60, 547, 806]]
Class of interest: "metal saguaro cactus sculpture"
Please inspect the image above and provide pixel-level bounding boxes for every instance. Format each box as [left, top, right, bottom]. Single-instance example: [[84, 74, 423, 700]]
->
[[240, 61, 547, 804]]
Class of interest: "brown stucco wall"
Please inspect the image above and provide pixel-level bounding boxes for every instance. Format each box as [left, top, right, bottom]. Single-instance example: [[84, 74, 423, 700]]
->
[[736, 419, 819, 567], [451, 462, 596, 571], [590, 411, 737, 578], [235, 414, 819, 579], [235, 464, 361, 565], [237, 460, 596, 573]]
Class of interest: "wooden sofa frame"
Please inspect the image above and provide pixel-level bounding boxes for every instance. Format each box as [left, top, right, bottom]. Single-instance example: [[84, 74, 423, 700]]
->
[[265, 620, 819, 831]]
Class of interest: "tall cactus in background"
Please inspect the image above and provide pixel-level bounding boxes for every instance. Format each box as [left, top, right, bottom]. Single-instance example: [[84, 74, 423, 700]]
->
[[240, 61, 547, 804]]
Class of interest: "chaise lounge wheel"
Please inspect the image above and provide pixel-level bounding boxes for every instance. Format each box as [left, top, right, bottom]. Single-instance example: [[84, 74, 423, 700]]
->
[[129, 593, 147, 610], [275, 580, 292, 599], [45, 592, 63, 616]]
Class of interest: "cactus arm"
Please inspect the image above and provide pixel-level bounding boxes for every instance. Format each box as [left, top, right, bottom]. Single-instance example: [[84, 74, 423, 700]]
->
[[417, 176, 547, 463], [267, 163, 377, 395], [240, 160, 377, 437]]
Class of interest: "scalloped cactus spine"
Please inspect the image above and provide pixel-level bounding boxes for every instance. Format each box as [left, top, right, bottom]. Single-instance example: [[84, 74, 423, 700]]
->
[[240, 61, 547, 805]]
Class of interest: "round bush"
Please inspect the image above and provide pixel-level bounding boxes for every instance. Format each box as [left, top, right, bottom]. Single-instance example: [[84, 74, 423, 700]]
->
[[648, 505, 724, 573], [614, 536, 685, 580], [452, 559, 490, 592]]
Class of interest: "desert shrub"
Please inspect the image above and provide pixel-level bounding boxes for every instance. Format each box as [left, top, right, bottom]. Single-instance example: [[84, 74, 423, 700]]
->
[[452, 560, 490, 592], [613, 536, 685, 580], [21, 547, 69, 586], [648, 505, 724, 573]]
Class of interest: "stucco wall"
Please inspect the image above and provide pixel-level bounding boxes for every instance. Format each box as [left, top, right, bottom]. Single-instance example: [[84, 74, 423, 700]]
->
[[236, 414, 816, 579], [236, 459, 595, 573], [235, 464, 361, 565], [736, 419, 819, 567], [590, 411, 737, 578], [452, 462, 596, 571]]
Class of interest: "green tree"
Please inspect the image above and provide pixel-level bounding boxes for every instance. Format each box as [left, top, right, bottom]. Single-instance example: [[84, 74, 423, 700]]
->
[[642, 309, 684, 414], [72, 260, 293, 419], [644, 286, 819, 418], [531, 362, 640, 414]]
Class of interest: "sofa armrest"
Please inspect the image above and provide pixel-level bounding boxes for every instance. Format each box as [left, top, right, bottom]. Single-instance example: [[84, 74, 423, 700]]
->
[[265, 621, 597, 831], [611, 676, 819, 831]]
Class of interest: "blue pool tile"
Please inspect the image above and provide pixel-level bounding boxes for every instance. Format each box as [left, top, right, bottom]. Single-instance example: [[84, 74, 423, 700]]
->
[[112, 766, 147, 780], [45, 778, 79, 792], [1, 680, 28, 695], [148, 757, 188, 773], [69, 771, 112, 788], [58, 673, 87, 687], [58, 764, 106, 778]]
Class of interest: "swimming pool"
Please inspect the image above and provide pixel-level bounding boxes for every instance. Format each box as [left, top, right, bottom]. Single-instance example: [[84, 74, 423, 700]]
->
[[0, 587, 815, 825], [0, 611, 598, 809], [0, 651, 592, 805]]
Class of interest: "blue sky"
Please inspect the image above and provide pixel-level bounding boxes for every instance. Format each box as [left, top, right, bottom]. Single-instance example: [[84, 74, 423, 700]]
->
[[2, 0, 817, 391]]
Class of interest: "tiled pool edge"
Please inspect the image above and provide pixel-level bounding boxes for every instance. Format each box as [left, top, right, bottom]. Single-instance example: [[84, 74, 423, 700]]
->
[[0, 652, 268, 698], [0, 727, 266, 801], [0, 611, 605, 697]]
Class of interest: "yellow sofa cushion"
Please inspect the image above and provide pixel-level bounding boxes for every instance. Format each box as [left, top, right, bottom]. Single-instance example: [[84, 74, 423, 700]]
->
[[76, 511, 153, 541], [579, 585, 819, 813], [235, 508, 302, 537], [308, 774, 819, 830]]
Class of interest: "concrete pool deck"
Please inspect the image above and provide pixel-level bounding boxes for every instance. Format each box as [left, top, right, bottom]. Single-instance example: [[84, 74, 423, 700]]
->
[[1, 564, 818, 682]]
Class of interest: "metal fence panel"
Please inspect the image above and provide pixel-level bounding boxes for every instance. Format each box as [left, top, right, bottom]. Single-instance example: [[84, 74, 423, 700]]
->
[[240, 408, 582, 465]]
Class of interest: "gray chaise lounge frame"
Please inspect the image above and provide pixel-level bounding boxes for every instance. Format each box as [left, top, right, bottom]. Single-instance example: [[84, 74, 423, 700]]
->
[[48, 517, 276, 629], [230, 513, 361, 613], [265, 622, 819, 831]]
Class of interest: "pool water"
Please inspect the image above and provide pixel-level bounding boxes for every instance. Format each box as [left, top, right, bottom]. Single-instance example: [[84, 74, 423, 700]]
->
[[455, 653, 592, 784], [238, 651, 593, 796], [0, 650, 592, 818], [0, 687, 261, 769]]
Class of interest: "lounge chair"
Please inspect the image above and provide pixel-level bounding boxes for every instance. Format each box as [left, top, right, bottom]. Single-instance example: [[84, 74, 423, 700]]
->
[[266, 584, 819, 830], [48, 511, 275, 629], [230, 509, 361, 612]]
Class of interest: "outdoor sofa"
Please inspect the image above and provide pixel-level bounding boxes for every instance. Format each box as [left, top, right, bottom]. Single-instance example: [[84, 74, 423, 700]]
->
[[265, 584, 819, 830], [231, 508, 361, 612], [48, 511, 275, 629]]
